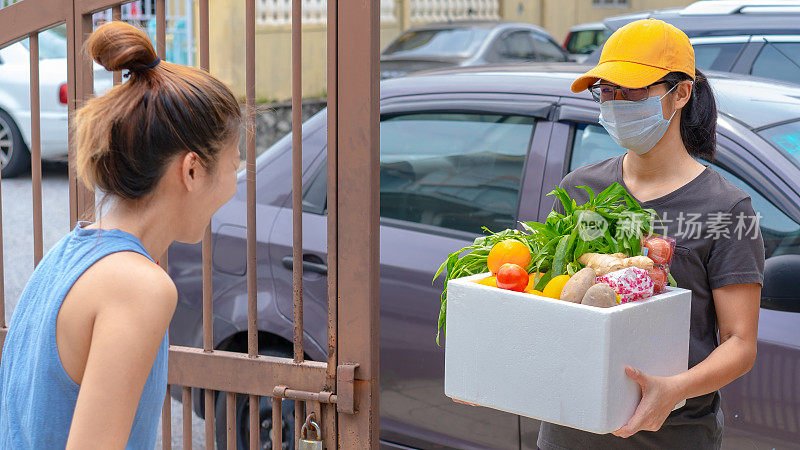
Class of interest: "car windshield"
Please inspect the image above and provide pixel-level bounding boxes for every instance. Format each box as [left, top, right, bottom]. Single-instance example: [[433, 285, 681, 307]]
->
[[19, 26, 67, 60], [758, 119, 800, 167], [383, 28, 489, 58]]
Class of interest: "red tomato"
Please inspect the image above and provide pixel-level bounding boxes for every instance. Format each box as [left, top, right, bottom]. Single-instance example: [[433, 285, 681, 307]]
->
[[648, 266, 668, 293], [496, 263, 529, 292], [644, 237, 673, 265]]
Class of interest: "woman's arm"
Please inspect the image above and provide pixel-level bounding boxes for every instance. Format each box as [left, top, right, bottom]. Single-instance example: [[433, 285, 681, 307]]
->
[[613, 282, 760, 438], [65, 253, 177, 449]]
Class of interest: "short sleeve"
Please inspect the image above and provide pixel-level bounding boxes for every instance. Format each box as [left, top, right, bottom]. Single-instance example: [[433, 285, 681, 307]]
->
[[706, 196, 765, 290]]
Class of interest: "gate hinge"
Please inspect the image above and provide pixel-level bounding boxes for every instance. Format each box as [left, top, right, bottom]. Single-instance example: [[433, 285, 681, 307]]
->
[[272, 363, 360, 414]]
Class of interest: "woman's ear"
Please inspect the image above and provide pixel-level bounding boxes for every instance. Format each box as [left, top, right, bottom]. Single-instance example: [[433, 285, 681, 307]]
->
[[674, 80, 693, 109], [180, 151, 200, 192]]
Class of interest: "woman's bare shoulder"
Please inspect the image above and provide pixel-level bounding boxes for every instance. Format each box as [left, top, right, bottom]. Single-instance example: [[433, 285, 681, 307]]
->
[[74, 251, 177, 318]]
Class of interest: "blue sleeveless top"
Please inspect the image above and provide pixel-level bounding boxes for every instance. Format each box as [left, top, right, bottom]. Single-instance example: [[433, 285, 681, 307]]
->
[[0, 223, 168, 449]]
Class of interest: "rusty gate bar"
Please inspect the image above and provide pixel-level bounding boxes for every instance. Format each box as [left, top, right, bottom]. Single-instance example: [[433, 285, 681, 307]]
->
[[291, 0, 304, 365], [70, 1, 95, 228], [326, 0, 338, 388], [291, 0, 306, 445], [196, 0, 214, 448], [272, 397, 282, 450], [111, 5, 121, 85], [226, 391, 236, 447], [29, 32, 43, 266], [182, 385, 192, 449], [245, 0, 260, 447], [162, 385, 171, 450], [336, 0, 381, 446]]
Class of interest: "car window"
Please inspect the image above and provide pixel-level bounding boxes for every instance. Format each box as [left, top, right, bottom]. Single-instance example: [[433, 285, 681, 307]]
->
[[758, 119, 800, 168], [751, 41, 800, 84], [304, 113, 535, 234], [19, 26, 67, 60], [568, 123, 800, 257], [693, 43, 744, 71], [567, 30, 605, 55], [531, 33, 566, 62], [569, 123, 625, 170], [709, 164, 800, 258], [383, 28, 490, 58], [494, 31, 538, 61]]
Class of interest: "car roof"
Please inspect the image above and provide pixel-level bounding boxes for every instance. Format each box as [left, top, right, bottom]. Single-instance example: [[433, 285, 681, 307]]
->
[[380, 63, 800, 130], [568, 22, 605, 32], [404, 20, 552, 35], [603, 3, 800, 35]]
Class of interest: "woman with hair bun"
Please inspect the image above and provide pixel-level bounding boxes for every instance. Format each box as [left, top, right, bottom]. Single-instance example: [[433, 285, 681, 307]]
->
[[0, 21, 242, 448]]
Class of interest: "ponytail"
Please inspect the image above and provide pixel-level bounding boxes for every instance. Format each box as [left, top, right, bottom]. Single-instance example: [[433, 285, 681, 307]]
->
[[661, 69, 717, 161]]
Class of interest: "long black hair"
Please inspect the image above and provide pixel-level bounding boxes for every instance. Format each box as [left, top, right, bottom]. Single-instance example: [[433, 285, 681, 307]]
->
[[659, 69, 717, 161]]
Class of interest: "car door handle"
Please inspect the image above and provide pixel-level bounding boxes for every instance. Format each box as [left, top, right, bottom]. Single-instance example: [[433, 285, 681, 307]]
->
[[281, 255, 328, 275]]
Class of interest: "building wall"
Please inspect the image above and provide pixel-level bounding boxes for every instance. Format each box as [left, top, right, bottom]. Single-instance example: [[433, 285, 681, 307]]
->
[[208, 0, 694, 101]]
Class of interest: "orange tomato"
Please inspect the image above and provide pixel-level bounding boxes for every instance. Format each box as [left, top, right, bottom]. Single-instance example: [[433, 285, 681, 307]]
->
[[487, 240, 531, 275], [496, 263, 529, 292], [473, 276, 497, 288]]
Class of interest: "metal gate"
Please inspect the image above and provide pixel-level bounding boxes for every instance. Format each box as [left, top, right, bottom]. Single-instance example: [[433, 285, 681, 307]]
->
[[0, 0, 380, 448]]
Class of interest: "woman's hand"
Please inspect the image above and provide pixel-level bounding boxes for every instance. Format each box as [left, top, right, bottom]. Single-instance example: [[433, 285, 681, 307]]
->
[[612, 366, 684, 438]]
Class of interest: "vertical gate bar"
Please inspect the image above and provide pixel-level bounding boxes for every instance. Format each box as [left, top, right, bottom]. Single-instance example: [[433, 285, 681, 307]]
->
[[74, 12, 94, 224], [0, 112, 3, 330], [204, 389, 214, 450], [272, 397, 282, 450], [294, 400, 305, 446], [226, 392, 237, 449], [199, 0, 209, 70], [162, 385, 172, 450], [182, 386, 193, 449], [291, 0, 304, 366], [155, 0, 165, 58], [336, 0, 381, 446], [249, 395, 259, 449], [198, 1, 214, 446], [245, 0, 259, 446], [245, 0, 258, 361], [66, 0, 77, 229], [325, 0, 338, 389], [112, 5, 121, 85], [29, 32, 43, 267]]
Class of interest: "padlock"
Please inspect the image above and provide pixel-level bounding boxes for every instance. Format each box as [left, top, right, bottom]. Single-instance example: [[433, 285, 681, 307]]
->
[[298, 419, 323, 450]]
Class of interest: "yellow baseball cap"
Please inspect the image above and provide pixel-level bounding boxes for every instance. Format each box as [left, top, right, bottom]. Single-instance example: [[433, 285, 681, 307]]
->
[[571, 19, 695, 93]]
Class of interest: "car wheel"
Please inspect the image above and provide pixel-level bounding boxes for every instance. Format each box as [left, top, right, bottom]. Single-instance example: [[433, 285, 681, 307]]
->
[[0, 109, 31, 178], [215, 346, 295, 450]]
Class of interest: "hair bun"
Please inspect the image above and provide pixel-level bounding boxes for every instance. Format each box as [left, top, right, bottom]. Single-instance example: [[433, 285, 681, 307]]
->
[[86, 21, 157, 73]]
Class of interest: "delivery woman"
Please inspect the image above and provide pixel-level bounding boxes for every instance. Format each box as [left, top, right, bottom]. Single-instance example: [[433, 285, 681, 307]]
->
[[0, 22, 241, 448], [537, 19, 764, 449]]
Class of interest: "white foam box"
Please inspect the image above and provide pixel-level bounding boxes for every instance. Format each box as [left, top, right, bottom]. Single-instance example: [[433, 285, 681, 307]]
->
[[444, 272, 691, 434]]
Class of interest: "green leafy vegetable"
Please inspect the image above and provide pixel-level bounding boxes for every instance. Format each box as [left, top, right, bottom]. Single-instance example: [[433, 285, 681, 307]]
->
[[432, 182, 658, 345]]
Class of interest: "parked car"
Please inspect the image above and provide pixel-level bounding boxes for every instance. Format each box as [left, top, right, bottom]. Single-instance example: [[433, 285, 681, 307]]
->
[[583, 0, 800, 85], [562, 21, 608, 62], [168, 64, 800, 449], [0, 25, 111, 177], [380, 21, 569, 79]]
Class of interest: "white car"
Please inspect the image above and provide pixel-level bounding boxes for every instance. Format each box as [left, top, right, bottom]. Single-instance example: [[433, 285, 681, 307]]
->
[[0, 27, 112, 177]]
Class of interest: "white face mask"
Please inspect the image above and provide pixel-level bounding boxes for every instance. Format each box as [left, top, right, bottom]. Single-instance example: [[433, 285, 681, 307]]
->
[[598, 84, 678, 155]]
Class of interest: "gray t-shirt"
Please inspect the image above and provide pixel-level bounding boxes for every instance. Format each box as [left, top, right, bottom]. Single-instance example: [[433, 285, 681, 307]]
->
[[537, 154, 765, 450]]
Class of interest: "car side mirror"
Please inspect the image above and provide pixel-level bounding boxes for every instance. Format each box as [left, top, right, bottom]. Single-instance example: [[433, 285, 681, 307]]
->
[[761, 254, 800, 313]]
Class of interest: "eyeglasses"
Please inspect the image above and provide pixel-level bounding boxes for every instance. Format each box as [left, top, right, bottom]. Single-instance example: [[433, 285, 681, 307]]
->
[[589, 81, 670, 103]]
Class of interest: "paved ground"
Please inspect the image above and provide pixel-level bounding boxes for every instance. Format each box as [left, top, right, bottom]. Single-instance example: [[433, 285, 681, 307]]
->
[[1, 164, 207, 448]]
